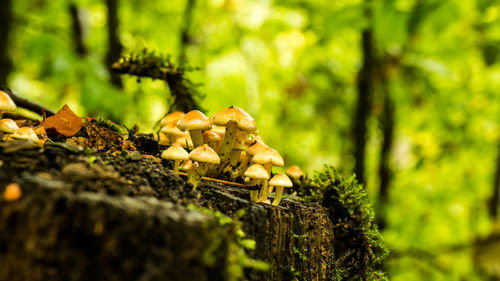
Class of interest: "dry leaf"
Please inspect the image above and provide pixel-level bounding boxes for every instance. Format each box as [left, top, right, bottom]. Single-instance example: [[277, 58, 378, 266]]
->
[[44, 105, 84, 137]]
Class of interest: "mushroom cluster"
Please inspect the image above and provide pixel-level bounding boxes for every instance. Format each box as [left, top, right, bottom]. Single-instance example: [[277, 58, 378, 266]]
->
[[0, 90, 41, 144], [159, 106, 299, 206]]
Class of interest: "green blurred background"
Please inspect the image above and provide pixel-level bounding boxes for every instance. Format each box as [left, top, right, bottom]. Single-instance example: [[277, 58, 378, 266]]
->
[[2, 0, 500, 280]]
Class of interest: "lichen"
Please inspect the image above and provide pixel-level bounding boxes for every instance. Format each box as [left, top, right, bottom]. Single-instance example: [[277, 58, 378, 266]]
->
[[297, 165, 389, 281]]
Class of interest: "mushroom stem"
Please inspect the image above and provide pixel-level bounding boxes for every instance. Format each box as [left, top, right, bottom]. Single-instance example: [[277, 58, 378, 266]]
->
[[237, 155, 250, 177], [272, 186, 284, 206], [189, 129, 204, 148], [173, 160, 181, 174], [215, 121, 238, 174], [259, 180, 269, 202], [228, 149, 242, 171], [268, 186, 274, 193], [249, 179, 259, 202]]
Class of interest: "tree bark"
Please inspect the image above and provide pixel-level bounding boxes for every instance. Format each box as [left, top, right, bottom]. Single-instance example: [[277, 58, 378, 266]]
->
[[105, 0, 123, 88], [0, 0, 13, 86], [69, 4, 87, 57], [354, 7, 375, 185], [178, 0, 196, 66]]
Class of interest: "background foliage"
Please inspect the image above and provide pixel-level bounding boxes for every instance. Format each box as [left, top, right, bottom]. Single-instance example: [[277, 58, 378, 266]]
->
[[3, 0, 500, 280]]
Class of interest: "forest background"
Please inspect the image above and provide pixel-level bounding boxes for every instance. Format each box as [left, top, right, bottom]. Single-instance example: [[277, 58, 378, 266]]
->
[[1, 0, 500, 280]]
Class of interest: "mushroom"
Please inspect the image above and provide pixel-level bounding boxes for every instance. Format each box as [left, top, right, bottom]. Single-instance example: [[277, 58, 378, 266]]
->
[[158, 132, 170, 146], [161, 122, 188, 143], [212, 107, 256, 175], [180, 160, 199, 187], [3, 183, 22, 202], [189, 144, 220, 189], [160, 111, 185, 128], [0, 118, 20, 140], [176, 110, 212, 148], [174, 135, 194, 149], [286, 165, 304, 182], [202, 129, 222, 151], [11, 127, 38, 143], [251, 147, 284, 201], [161, 144, 189, 174], [0, 90, 16, 117], [269, 174, 293, 206], [228, 130, 250, 171], [211, 126, 226, 138], [238, 142, 268, 177], [244, 163, 270, 202]]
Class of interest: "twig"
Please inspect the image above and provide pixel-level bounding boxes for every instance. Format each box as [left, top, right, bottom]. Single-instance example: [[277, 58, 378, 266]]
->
[[1, 88, 55, 116], [177, 171, 259, 190]]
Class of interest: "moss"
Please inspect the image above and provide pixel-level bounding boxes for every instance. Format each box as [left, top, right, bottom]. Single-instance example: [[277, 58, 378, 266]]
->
[[298, 165, 389, 281]]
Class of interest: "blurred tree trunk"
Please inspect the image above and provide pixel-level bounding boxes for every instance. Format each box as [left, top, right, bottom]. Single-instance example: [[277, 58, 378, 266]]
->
[[376, 73, 395, 230], [178, 0, 195, 66], [354, 0, 374, 185], [0, 0, 12, 86], [489, 141, 500, 221], [69, 4, 88, 57], [105, 0, 123, 88]]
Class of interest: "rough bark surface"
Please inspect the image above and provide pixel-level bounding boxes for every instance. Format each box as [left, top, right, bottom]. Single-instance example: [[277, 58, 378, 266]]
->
[[0, 141, 336, 281]]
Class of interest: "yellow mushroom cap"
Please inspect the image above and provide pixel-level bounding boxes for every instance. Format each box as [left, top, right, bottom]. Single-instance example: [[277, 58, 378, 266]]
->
[[162, 122, 188, 137], [160, 111, 185, 127], [286, 165, 304, 180], [244, 163, 270, 180], [3, 183, 22, 201], [212, 107, 257, 133], [269, 173, 293, 188], [161, 144, 189, 161], [203, 129, 222, 142], [176, 110, 212, 131], [12, 127, 38, 142], [189, 144, 220, 164], [180, 160, 199, 172], [174, 135, 193, 149], [0, 118, 20, 133], [211, 126, 226, 137], [254, 135, 265, 144], [246, 142, 268, 157], [252, 148, 284, 167], [0, 90, 16, 112]]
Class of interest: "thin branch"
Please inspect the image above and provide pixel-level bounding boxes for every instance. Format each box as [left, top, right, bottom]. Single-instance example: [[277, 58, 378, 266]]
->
[[1, 88, 55, 116]]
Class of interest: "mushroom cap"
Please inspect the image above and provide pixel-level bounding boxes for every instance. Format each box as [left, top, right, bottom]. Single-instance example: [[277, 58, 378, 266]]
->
[[286, 165, 304, 180], [162, 122, 187, 137], [211, 126, 226, 137], [176, 110, 212, 131], [244, 163, 270, 180], [269, 173, 293, 187], [212, 107, 257, 133], [0, 118, 20, 133], [0, 90, 16, 112], [202, 129, 222, 142], [251, 148, 284, 166], [189, 144, 220, 164], [174, 135, 193, 149], [12, 127, 38, 142], [158, 132, 170, 145], [160, 111, 185, 127], [233, 130, 249, 150], [254, 135, 265, 144], [161, 144, 189, 161], [180, 160, 199, 172], [246, 142, 268, 157]]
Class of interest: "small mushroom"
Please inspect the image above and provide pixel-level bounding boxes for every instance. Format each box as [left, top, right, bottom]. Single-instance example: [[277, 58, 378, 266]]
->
[[0, 90, 16, 117], [180, 160, 199, 186], [244, 163, 269, 202], [189, 144, 220, 189], [202, 129, 222, 151], [160, 111, 185, 128], [158, 132, 170, 146], [251, 148, 284, 201], [286, 165, 304, 181], [161, 122, 188, 143], [176, 110, 212, 148], [228, 130, 250, 171], [238, 142, 268, 176], [3, 183, 22, 202], [161, 144, 189, 174], [269, 174, 293, 206], [0, 118, 20, 140], [12, 127, 38, 143]]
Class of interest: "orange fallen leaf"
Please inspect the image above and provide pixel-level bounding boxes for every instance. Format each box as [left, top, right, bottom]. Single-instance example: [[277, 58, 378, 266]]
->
[[44, 104, 84, 137]]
